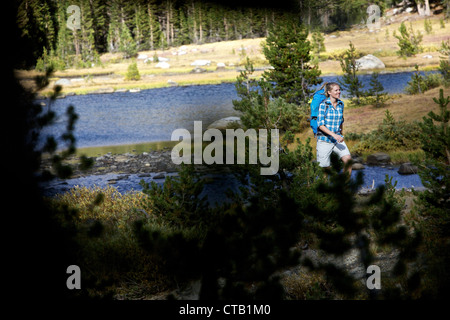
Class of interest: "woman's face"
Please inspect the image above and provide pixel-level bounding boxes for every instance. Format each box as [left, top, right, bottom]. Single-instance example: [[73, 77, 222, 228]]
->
[[328, 85, 341, 99]]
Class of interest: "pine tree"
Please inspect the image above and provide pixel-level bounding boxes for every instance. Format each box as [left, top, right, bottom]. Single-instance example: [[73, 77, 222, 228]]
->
[[17, 0, 57, 67], [262, 19, 322, 107], [439, 40, 450, 83], [338, 42, 365, 105], [367, 72, 388, 108], [232, 58, 305, 133], [311, 28, 326, 55], [146, 0, 161, 50], [395, 22, 423, 57], [413, 89, 450, 298], [125, 61, 140, 80]]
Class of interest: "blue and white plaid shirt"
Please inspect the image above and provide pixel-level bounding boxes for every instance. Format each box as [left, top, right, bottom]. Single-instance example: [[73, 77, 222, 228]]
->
[[317, 97, 344, 143]]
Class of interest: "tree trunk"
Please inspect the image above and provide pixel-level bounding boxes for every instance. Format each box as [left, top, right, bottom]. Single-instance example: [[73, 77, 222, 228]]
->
[[191, 1, 198, 44], [417, 0, 431, 16], [73, 30, 80, 56], [199, 5, 203, 43], [148, 4, 154, 50], [166, 1, 171, 46]]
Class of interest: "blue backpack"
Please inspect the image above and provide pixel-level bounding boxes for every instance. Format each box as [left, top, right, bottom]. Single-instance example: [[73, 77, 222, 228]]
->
[[309, 88, 327, 136]]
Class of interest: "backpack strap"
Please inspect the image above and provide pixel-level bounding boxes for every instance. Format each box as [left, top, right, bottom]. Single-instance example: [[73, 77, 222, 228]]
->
[[315, 101, 329, 137]]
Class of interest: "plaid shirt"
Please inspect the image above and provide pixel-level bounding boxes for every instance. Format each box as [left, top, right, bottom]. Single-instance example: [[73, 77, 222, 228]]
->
[[317, 97, 344, 143]]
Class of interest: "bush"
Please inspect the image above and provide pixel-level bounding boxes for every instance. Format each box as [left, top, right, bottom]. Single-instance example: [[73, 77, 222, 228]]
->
[[352, 110, 422, 153], [405, 65, 444, 95], [125, 61, 140, 81], [395, 22, 423, 57], [35, 48, 66, 72]]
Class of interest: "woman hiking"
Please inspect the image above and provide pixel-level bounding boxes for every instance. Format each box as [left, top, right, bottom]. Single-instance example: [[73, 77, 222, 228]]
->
[[316, 82, 352, 177]]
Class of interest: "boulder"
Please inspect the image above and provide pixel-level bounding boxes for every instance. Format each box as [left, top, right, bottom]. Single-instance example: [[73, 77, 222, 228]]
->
[[167, 79, 178, 86], [356, 54, 385, 70], [155, 62, 170, 69], [55, 78, 71, 86], [352, 163, 365, 170], [191, 59, 211, 66], [366, 152, 391, 165], [207, 117, 242, 130], [90, 87, 115, 94], [351, 154, 364, 164], [191, 67, 207, 73], [398, 162, 418, 175]]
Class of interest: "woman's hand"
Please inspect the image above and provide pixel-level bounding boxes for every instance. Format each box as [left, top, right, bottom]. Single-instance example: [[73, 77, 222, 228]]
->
[[333, 134, 344, 143]]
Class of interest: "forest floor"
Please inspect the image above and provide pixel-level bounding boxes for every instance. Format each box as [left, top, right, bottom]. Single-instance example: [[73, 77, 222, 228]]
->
[[15, 9, 450, 97]]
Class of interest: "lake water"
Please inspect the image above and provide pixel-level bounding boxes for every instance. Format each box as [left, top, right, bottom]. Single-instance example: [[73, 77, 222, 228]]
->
[[37, 70, 430, 194], [38, 70, 436, 148]]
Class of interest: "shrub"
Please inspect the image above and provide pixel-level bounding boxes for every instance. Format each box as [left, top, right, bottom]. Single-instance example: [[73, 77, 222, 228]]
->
[[125, 61, 141, 81], [405, 65, 444, 95], [352, 110, 422, 153], [395, 22, 423, 57], [360, 72, 389, 108], [439, 40, 450, 83]]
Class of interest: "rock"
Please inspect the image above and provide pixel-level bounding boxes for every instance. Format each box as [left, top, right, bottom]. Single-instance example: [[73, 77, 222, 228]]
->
[[207, 117, 242, 130], [423, 55, 433, 59], [90, 87, 115, 94], [352, 163, 365, 170], [153, 172, 166, 179], [55, 78, 71, 86], [167, 79, 178, 86], [191, 67, 207, 73], [115, 88, 128, 93], [356, 54, 385, 70], [191, 59, 211, 66], [366, 152, 391, 165], [155, 62, 170, 69], [351, 154, 364, 164], [157, 57, 170, 62], [398, 162, 418, 175], [129, 88, 141, 93], [137, 54, 148, 60]]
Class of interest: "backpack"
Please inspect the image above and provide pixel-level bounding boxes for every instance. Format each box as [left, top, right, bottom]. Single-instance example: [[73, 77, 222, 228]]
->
[[309, 88, 327, 136]]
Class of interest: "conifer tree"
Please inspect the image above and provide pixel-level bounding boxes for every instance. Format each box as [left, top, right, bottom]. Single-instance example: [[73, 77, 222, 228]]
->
[[146, 0, 161, 50], [413, 89, 450, 298], [232, 58, 305, 133], [311, 28, 326, 55], [262, 19, 322, 107], [395, 22, 423, 57], [367, 72, 388, 108], [338, 42, 365, 105], [119, 22, 137, 58]]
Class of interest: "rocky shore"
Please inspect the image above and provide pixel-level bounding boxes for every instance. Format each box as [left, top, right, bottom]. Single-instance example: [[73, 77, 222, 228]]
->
[[40, 149, 423, 196], [40, 147, 238, 181]]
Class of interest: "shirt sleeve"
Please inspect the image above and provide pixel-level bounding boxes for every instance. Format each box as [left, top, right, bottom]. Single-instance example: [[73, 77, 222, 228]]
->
[[317, 102, 327, 127]]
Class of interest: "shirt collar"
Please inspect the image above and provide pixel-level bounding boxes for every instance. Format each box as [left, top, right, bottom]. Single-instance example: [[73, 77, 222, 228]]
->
[[325, 97, 343, 107]]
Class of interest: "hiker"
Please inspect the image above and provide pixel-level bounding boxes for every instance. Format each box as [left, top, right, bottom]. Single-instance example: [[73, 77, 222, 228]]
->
[[316, 82, 352, 177]]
